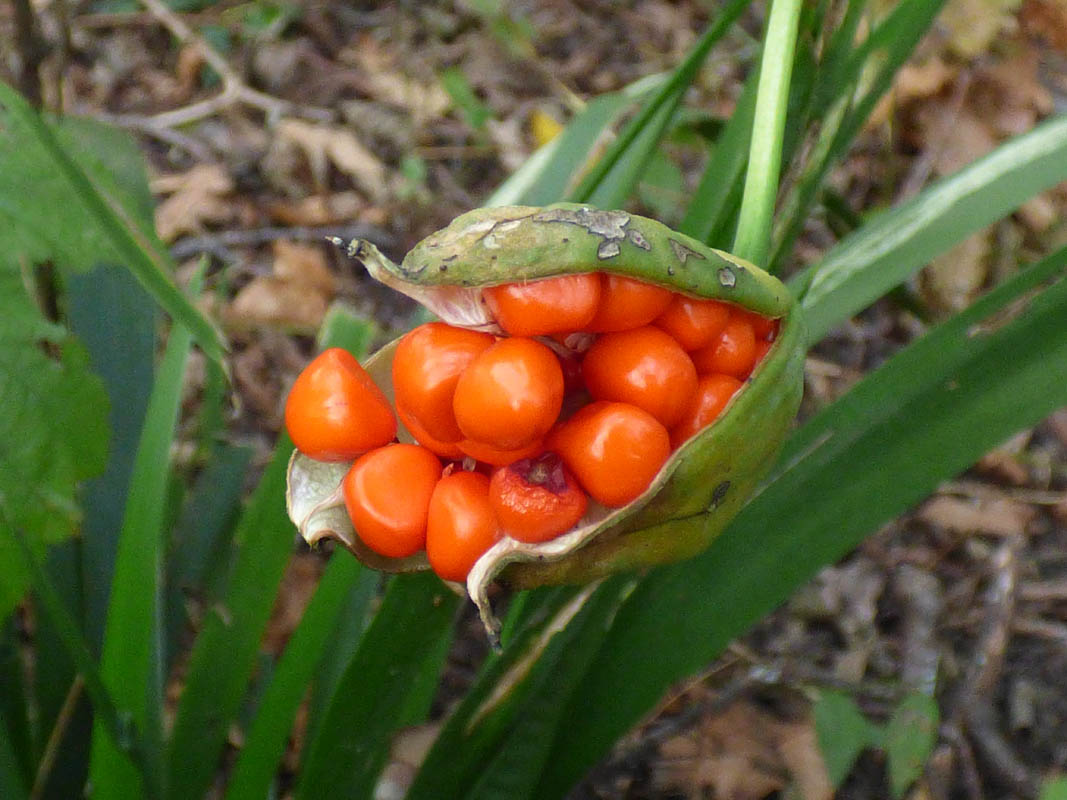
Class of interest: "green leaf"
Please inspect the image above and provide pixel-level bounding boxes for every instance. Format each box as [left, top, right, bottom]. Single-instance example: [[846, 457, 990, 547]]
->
[[88, 265, 206, 799], [0, 266, 109, 622], [4, 520, 140, 784], [405, 581, 624, 800], [0, 81, 227, 367], [486, 82, 662, 208], [164, 443, 253, 669], [769, 0, 947, 272], [65, 264, 157, 649], [302, 570, 380, 752], [678, 70, 758, 245], [793, 113, 1067, 344], [0, 709, 30, 800], [296, 573, 460, 799], [0, 620, 33, 792], [534, 247, 1067, 796], [569, 0, 752, 208], [885, 692, 939, 798], [224, 554, 371, 800], [813, 690, 880, 788], [1040, 777, 1067, 800], [732, 0, 804, 265], [166, 308, 377, 800], [441, 67, 492, 131]]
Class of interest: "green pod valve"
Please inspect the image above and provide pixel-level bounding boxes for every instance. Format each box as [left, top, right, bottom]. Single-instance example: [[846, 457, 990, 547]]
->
[[286, 204, 805, 640]]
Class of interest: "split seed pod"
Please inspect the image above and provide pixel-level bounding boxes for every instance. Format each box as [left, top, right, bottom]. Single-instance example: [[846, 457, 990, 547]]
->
[[286, 204, 805, 639]]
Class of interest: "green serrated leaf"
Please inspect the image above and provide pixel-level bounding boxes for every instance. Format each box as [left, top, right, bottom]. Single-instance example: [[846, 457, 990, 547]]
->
[[885, 692, 939, 798], [0, 81, 227, 367], [0, 267, 109, 621]]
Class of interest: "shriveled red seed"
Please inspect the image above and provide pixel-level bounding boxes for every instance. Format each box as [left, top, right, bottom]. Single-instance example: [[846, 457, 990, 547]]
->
[[489, 452, 588, 543]]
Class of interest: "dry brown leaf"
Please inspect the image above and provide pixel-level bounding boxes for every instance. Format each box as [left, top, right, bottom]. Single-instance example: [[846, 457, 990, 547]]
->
[[224, 239, 338, 332], [976, 449, 1032, 485], [272, 240, 336, 294], [918, 495, 1037, 536], [654, 701, 832, 800], [268, 191, 367, 226], [1021, 0, 1067, 47], [262, 553, 323, 655], [374, 724, 440, 800], [920, 230, 991, 311], [153, 164, 234, 242], [274, 118, 388, 199], [918, 106, 999, 177], [174, 43, 206, 96], [779, 723, 834, 800], [341, 36, 450, 126], [225, 276, 330, 332], [939, 0, 1023, 58]]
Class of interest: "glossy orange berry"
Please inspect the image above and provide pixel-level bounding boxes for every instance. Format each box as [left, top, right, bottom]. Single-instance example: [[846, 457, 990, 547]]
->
[[586, 274, 673, 332], [548, 401, 670, 508], [285, 348, 396, 461], [489, 452, 588, 543], [753, 338, 773, 365], [670, 374, 744, 448], [453, 337, 564, 450], [735, 308, 779, 341], [483, 274, 601, 336], [457, 437, 545, 467], [654, 295, 732, 351], [426, 471, 501, 582], [397, 405, 466, 460], [342, 444, 442, 558], [392, 323, 495, 442], [581, 326, 698, 429], [691, 316, 757, 378]]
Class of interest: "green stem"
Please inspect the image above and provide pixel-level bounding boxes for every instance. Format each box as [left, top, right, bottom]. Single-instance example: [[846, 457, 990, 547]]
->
[[3, 519, 142, 772], [732, 0, 805, 266], [568, 0, 752, 205]]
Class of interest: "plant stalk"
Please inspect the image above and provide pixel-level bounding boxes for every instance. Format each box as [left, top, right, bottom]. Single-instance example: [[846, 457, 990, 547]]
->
[[732, 0, 805, 266]]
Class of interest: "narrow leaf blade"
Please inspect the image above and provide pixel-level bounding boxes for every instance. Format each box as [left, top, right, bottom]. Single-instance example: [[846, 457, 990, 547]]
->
[[793, 114, 1067, 343], [536, 248, 1067, 796]]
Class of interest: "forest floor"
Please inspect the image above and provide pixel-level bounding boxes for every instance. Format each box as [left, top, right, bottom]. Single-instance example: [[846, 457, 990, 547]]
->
[[4, 0, 1067, 797]]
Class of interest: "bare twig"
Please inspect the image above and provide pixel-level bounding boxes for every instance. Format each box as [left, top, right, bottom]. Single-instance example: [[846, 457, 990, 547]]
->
[[12, 0, 48, 107], [135, 0, 333, 127], [1019, 579, 1067, 603], [942, 723, 984, 800], [894, 564, 943, 696], [948, 535, 1039, 798], [30, 676, 84, 800], [939, 479, 1067, 506], [169, 223, 394, 262], [1012, 616, 1067, 646], [963, 702, 1038, 798], [52, 0, 73, 111], [77, 108, 215, 160], [957, 536, 1022, 699]]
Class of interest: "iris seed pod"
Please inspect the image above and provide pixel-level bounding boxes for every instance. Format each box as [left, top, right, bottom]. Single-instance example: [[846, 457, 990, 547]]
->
[[286, 204, 805, 640]]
